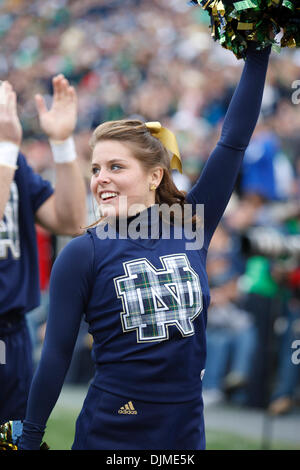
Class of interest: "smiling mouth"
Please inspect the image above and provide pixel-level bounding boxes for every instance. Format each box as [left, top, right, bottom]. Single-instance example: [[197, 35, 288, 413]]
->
[[99, 191, 119, 203]]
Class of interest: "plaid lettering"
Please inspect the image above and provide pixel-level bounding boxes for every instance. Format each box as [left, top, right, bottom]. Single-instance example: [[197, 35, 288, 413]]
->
[[114, 254, 202, 342]]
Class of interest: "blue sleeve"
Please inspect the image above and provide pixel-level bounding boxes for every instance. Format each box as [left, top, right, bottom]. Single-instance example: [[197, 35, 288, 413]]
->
[[18, 232, 94, 450], [187, 45, 271, 250], [17, 153, 54, 213]]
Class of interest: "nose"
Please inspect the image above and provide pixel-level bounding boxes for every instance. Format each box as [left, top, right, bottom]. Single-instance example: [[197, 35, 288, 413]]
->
[[95, 168, 111, 185]]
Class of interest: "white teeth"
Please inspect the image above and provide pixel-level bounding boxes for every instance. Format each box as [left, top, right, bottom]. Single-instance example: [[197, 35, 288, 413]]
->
[[100, 192, 118, 200]]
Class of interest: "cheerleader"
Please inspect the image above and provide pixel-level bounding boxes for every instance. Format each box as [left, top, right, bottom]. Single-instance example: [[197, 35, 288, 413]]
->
[[19, 43, 271, 450]]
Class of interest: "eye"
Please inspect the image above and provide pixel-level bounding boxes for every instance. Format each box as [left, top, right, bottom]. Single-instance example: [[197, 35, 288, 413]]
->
[[91, 166, 100, 176], [111, 163, 122, 171]]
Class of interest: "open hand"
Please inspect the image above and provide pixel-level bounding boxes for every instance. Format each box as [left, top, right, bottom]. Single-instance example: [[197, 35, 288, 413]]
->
[[35, 74, 77, 141], [0, 81, 22, 146]]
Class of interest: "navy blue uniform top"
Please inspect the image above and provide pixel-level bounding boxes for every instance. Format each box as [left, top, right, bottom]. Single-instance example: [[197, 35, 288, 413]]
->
[[19, 45, 270, 449], [0, 154, 53, 317]]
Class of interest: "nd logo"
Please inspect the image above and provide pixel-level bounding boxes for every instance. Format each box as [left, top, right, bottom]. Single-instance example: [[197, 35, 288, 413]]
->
[[0, 182, 20, 260], [114, 254, 202, 342]]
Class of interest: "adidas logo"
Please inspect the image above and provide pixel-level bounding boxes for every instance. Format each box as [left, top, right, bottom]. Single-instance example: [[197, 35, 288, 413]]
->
[[118, 401, 138, 415]]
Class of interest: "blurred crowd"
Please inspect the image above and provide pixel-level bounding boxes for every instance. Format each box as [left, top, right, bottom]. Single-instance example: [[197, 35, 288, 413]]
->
[[2, 0, 300, 415]]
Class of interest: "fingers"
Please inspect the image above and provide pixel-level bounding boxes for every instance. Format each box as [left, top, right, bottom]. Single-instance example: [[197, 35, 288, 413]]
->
[[0, 81, 13, 107], [0, 81, 18, 117], [52, 74, 64, 99], [68, 85, 77, 103], [35, 75, 76, 117], [7, 90, 17, 116], [34, 94, 48, 116], [52, 74, 76, 102]]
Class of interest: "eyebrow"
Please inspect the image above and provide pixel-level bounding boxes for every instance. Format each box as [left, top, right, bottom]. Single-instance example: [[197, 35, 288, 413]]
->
[[91, 158, 128, 165]]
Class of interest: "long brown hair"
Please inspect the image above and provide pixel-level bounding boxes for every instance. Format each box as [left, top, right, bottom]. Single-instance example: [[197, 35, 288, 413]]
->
[[88, 119, 198, 227]]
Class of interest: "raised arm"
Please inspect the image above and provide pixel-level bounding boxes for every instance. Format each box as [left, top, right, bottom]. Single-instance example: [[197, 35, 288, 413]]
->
[[34, 75, 86, 235], [187, 44, 271, 250], [18, 234, 94, 450], [0, 81, 22, 220]]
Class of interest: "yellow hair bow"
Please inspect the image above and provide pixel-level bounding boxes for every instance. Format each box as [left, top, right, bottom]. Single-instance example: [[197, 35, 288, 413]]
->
[[145, 121, 182, 173]]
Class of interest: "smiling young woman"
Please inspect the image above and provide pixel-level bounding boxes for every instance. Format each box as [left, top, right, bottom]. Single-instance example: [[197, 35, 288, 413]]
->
[[89, 119, 185, 220], [90, 138, 162, 218], [19, 43, 271, 451]]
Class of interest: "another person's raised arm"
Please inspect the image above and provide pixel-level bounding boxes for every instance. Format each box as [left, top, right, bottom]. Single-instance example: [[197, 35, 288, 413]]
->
[[34, 75, 86, 236], [0, 81, 22, 220]]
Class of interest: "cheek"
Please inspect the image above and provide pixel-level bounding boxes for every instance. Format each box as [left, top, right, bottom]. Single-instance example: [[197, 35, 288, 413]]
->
[[90, 177, 97, 197], [126, 182, 144, 199]]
